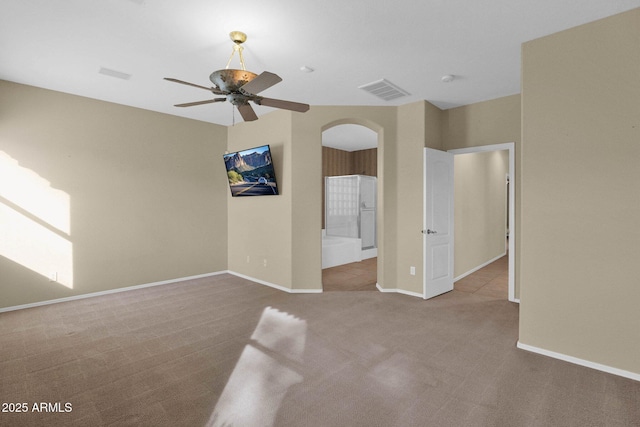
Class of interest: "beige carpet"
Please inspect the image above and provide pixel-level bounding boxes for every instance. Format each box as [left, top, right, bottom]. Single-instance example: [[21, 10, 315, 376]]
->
[[1, 274, 638, 426]]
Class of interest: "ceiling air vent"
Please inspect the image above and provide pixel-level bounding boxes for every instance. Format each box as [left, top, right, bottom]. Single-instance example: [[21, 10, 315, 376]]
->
[[358, 78, 409, 101], [98, 67, 131, 80]]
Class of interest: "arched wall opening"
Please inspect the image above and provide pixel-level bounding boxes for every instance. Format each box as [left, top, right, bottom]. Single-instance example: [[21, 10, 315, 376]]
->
[[319, 118, 384, 292], [288, 106, 399, 294]]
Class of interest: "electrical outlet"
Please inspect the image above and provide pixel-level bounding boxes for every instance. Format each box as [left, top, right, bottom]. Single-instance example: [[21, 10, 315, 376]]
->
[[246, 255, 250, 263], [410, 266, 416, 276], [49, 272, 58, 282], [263, 259, 267, 267]]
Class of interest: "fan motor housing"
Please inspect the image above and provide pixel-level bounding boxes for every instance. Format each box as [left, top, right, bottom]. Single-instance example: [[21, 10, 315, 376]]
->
[[210, 69, 257, 93], [227, 93, 250, 106]]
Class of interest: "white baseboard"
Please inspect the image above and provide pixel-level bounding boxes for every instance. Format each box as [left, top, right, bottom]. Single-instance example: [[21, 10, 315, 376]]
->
[[361, 248, 377, 260], [454, 251, 506, 282], [0, 271, 228, 313], [517, 341, 640, 382], [227, 271, 323, 294], [376, 283, 423, 298]]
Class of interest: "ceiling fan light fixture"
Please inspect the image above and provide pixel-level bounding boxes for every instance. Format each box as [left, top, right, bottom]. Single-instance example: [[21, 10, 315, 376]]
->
[[210, 69, 258, 93], [164, 31, 309, 122]]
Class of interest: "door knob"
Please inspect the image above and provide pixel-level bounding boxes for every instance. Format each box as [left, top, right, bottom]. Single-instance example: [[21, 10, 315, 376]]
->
[[426, 229, 438, 234]]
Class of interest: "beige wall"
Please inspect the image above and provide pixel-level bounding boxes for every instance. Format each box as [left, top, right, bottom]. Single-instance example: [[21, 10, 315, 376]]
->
[[229, 100, 489, 296], [226, 110, 294, 288], [226, 106, 397, 292], [0, 81, 228, 309], [443, 95, 521, 297], [312, 103, 441, 295], [0, 85, 444, 304], [442, 95, 521, 150], [520, 9, 640, 374], [395, 101, 444, 294], [454, 150, 508, 278], [290, 106, 398, 291], [0, 81, 522, 308]]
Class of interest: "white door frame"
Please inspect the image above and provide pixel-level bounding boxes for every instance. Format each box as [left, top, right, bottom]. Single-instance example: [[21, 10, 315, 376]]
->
[[447, 143, 517, 303]]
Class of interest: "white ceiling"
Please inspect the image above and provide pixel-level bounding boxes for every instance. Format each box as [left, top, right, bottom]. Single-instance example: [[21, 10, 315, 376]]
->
[[322, 124, 378, 152], [2, 0, 639, 140]]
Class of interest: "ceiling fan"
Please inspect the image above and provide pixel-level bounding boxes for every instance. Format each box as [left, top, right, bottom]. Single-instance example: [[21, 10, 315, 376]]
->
[[164, 31, 309, 122]]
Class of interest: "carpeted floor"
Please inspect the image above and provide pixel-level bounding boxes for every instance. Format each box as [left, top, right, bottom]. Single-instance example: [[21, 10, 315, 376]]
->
[[1, 274, 638, 426]]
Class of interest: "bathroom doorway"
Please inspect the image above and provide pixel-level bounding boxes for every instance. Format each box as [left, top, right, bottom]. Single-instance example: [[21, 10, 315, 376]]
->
[[321, 124, 378, 291]]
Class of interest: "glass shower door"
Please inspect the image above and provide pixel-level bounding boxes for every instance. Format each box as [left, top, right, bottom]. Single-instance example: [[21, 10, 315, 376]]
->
[[325, 175, 359, 239]]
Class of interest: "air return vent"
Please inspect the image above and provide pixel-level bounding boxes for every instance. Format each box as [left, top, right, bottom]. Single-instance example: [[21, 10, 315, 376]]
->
[[358, 78, 409, 101], [98, 67, 131, 80]]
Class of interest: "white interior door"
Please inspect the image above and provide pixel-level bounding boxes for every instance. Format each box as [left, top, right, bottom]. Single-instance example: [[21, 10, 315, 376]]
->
[[423, 147, 454, 299]]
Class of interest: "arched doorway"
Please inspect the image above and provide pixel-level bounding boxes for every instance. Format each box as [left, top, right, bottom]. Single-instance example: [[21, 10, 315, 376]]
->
[[321, 124, 378, 291]]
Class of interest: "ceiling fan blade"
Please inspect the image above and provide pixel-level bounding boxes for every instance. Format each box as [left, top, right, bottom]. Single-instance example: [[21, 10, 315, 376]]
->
[[237, 104, 258, 121], [164, 78, 226, 95], [256, 97, 310, 113], [174, 98, 226, 107], [239, 71, 282, 95]]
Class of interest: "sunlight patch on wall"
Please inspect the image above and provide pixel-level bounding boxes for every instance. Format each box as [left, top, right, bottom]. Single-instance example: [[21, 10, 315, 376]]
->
[[0, 151, 73, 288], [207, 307, 307, 427], [0, 152, 69, 233]]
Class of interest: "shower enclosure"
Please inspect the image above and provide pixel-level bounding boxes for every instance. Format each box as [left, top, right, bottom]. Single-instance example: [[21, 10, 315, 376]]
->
[[324, 175, 377, 255]]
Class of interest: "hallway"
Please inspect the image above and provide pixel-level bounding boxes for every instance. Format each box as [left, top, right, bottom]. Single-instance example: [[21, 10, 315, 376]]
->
[[453, 255, 508, 299]]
